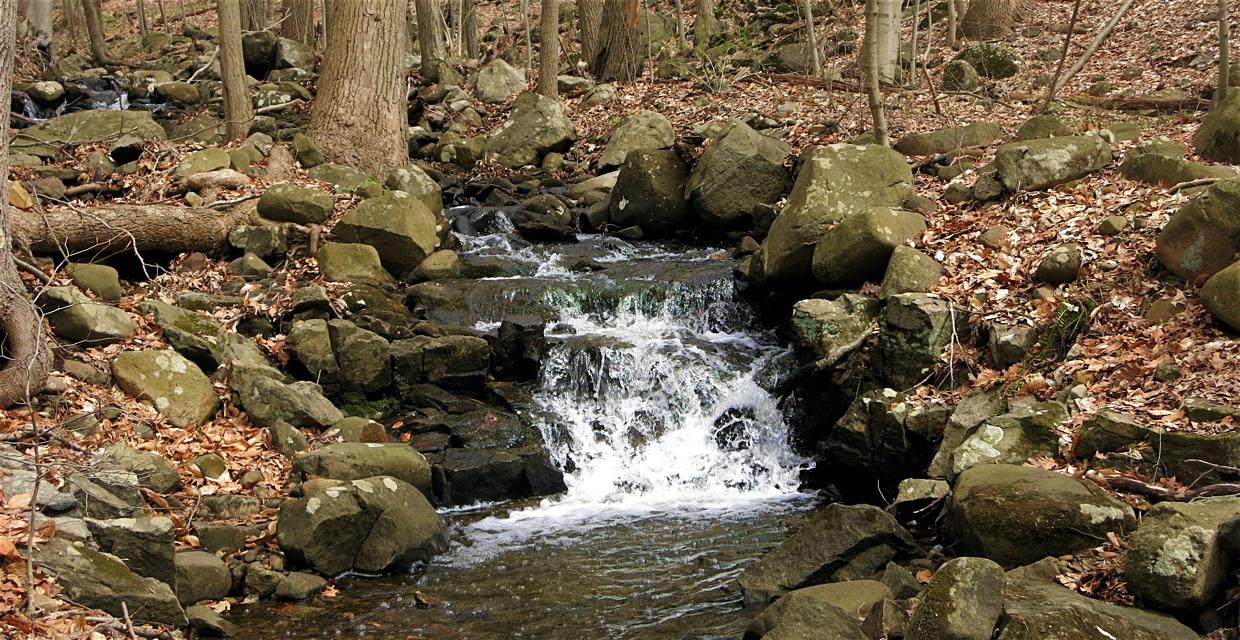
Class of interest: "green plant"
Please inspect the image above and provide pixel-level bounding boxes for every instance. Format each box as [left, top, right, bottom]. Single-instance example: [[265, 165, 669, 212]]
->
[[1037, 298, 1096, 360]]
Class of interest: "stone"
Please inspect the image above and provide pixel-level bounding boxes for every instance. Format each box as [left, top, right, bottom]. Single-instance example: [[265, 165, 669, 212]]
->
[[34, 538, 186, 626], [1036, 242, 1082, 284], [102, 442, 179, 494], [762, 144, 914, 284], [994, 135, 1112, 192], [737, 504, 919, 606], [316, 242, 394, 286], [391, 335, 491, 391], [27, 80, 65, 103], [112, 350, 219, 427], [257, 182, 334, 224], [1194, 91, 1240, 163], [744, 586, 869, 639], [1120, 152, 1234, 186], [18, 110, 166, 158], [84, 517, 176, 587], [941, 60, 980, 91], [274, 37, 315, 71], [277, 476, 448, 576], [1098, 215, 1127, 236], [241, 30, 278, 75], [598, 110, 675, 170], [906, 557, 1005, 640], [1076, 409, 1240, 484], [1200, 259, 1240, 331], [269, 421, 309, 458], [862, 599, 909, 640], [557, 75, 594, 95], [685, 122, 791, 231], [37, 286, 134, 346], [384, 165, 444, 219], [811, 207, 926, 286], [1125, 496, 1240, 612], [334, 193, 439, 275], [988, 323, 1037, 369], [475, 59, 527, 103], [581, 83, 616, 107], [155, 81, 201, 105], [789, 294, 880, 366], [232, 367, 343, 429], [607, 149, 690, 237], [978, 225, 1010, 249], [228, 225, 288, 258], [186, 604, 238, 636], [880, 246, 943, 298], [486, 92, 576, 168], [142, 300, 276, 374], [945, 464, 1136, 568], [894, 122, 1004, 156], [192, 453, 228, 480], [1155, 178, 1240, 280], [1014, 115, 1073, 141], [332, 416, 388, 443], [822, 388, 951, 486], [226, 252, 273, 279], [893, 478, 950, 518], [955, 43, 1022, 79], [174, 148, 230, 178], [293, 443, 431, 492], [433, 447, 566, 506], [411, 250, 462, 281], [308, 162, 372, 193], [274, 572, 328, 600], [973, 174, 1004, 201], [511, 193, 574, 241], [328, 319, 391, 394], [874, 294, 970, 389], [293, 132, 326, 168]]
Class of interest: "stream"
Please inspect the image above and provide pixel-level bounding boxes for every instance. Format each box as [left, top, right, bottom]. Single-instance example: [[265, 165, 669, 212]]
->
[[229, 210, 816, 639]]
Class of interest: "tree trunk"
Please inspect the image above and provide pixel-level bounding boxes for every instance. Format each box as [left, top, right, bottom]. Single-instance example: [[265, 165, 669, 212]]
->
[[520, 0, 533, 70], [240, 0, 268, 30], [136, 0, 148, 39], [959, 0, 1015, 40], [593, 0, 641, 81], [61, 0, 82, 44], [860, 0, 898, 83], [672, 0, 685, 49], [462, 0, 479, 56], [281, 0, 314, 44], [1047, 0, 1136, 98], [414, 0, 447, 80], [217, 0, 253, 140], [12, 205, 255, 256], [578, 0, 601, 70], [0, 0, 53, 406], [306, 0, 408, 175], [157, 0, 169, 32], [802, 0, 820, 77], [80, 0, 113, 64], [1218, 0, 1230, 103], [26, 0, 50, 50], [693, 0, 712, 49], [946, 0, 956, 48], [1040, 0, 1080, 112], [864, 0, 888, 146], [537, 0, 559, 95]]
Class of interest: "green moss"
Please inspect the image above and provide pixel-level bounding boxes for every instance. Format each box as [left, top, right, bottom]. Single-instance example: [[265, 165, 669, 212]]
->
[[341, 397, 398, 420]]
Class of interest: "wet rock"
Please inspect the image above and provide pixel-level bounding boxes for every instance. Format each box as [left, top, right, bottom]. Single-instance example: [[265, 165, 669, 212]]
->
[[1156, 178, 1240, 280], [941, 60, 979, 91], [433, 447, 566, 506], [34, 538, 186, 626], [84, 516, 176, 587], [1035, 242, 1082, 284], [789, 294, 880, 365], [37, 286, 134, 346], [880, 246, 943, 298], [1194, 91, 1240, 163], [686, 122, 790, 231], [598, 110, 675, 170], [277, 476, 448, 575], [511, 193, 575, 241], [874, 294, 970, 389], [335, 193, 440, 275], [186, 604, 238, 636], [258, 182, 334, 224], [391, 335, 491, 391], [475, 59, 527, 103], [811, 207, 926, 286], [492, 316, 547, 380], [744, 586, 870, 639], [1125, 496, 1240, 612], [994, 135, 1112, 191], [112, 350, 219, 427], [894, 122, 1004, 156], [486, 92, 576, 168], [955, 43, 1021, 79], [945, 464, 1136, 568], [274, 572, 328, 600], [738, 504, 920, 606], [1014, 114, 1073, 141], [316, 242, 394, 286], [607, 149, 690, 237], [1200, 259, 1240, 331]]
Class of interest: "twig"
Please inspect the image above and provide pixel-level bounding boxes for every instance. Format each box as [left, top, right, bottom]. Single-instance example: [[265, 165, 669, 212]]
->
[[120, 603, 139, 640], [255, 98, 305, 115], [1040, 0, 1083, 112], [14, 256, 52, 284], [187, 46, 219, 83], [1169, 177, 1223, 193], [1086, 470, 1240, 502], [1048, 0, 1139, 97], [63, 182, 107, 198]]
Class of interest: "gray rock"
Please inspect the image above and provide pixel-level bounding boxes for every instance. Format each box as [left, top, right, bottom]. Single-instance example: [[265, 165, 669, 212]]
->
[[941, 60, 979, 91], [411, 250, 462, 281], [1076, 409, 1240, 484], [84, 516, 176, 587], [34, 538, 186, 626], [228, 225, 288, 258], [1156, 178, 1240, 281], [334, 193, 440, 275], [745, 586, 870, 639], [274, 572, 328, 600], [293, 443, 431, 492], [186, 603, 238, 636], [880, 246, 944, 298], [1014, 114, 1073, 141], [232, 365, 343, 428], [112, 350, 219, 427], [292, 132, 326, 168], [994, 135, 1112, 191], [811, 207, 926, 286], [316, 242, 395, 286], [1194, 91, 1240, 163], [226, 252, 273, 279], [1126, 496, 1240, 611], [175, 148, 229, 177], [274, 37, 315, 71], [19, 110, 166, 158], [142, 300, 276, 374], [37, 286, 134, 346], [175, 551, 232, 605], [391, 335, 491, 391], [1120, 151, 1234, 186], [65, 263, 122, 303], [874, 294, 970, 389], [686, 122, 791, 230], [607, 149, 690, 237], [486, 92, 576, 167], [285, 319, 340, 386], [308, 162, 372, 193], [894, 122, 1004, 156], [328, 319, 391, 394], [906, 557, 1005, 640], [384, 165, 444, 219], [257, 182, 335, 224], [789, 294, 880, 366], [823, 388, 951, 486], [598, 110, 675, 170], [102, 442, 179, 494], [1201, 259, 1240, 331], [269, 421, 309, 458], [475, 59, 527, 103], [1036, 242, 1082, 284]]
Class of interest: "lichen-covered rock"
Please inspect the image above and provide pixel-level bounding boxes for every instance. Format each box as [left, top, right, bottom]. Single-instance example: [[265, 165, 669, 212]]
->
[[232, 365, 343, 429], [822, 388, 951, 486], [607, 149, 690, 237], [994, 135, 1112, 191], [874, 294, 970, 389], [316, 242, 395, 286], [1201, 259, 1240, 331], [949, 400, 1066, 477], [811, 207, 926, 286], [84, 516, 176, 588], [293, 444, 431, 492], [257, 183, 334, 224], [102, 442, 179, 494], [37, 286, 134, 346], [1194, 91, 1240, 163], [941, 59, 980, 91], [955, 43, 1022, 79], [1013, 114, 1073, 141], [34, 538, 186, 626], [475, 59, 527, 103], [1155, 178, 1240, 280], [112, 350, 219, 427], [789, 294, 880, 365], [334, 193, 440, 275], [486, 92, 576, 167], [1125, 496, 1240, 612], [142, 300, 276, 374], [894, 122, 1004, 156], [880, 246, 944, 298], [685, 121, 791, 231], [18, 110, 166, 158], [906, 557, 1004, 640], [598, 110, 675, 170]]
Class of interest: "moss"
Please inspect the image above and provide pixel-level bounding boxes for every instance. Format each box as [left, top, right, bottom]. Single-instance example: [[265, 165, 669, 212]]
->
[[341, 397, 398, 420]]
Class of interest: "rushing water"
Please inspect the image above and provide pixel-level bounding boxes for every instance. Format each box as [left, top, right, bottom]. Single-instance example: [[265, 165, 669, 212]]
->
[[231, 225, 814, 638]]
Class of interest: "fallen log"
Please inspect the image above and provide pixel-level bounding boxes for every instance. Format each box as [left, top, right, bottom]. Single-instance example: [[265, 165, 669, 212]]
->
[[1013, 92, 1213, 112], [12, 203, 256, 256]]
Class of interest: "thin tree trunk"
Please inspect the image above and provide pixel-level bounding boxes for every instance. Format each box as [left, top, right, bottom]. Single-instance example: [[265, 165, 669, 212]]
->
[[579, 0, 602, 70], [62, 0, 81, 44], [593, 0, 641, 81], [463, 0, 479, 56], [863, 0, 898, 83], [1040, 0, 1081, 112], [79, 0, 112, 64], [26, 0, 50, 50], [282, 0, 314, 44], [157, 0, 169, 32], [907, 0, 919, 87], [217, 0, 253, 141], [1218, 0, 1230, 103], [672, 0, 684, 49], [1048, 0, 1137, 98], [693, 0, 712, 49], [520, 0, 533, 70], [946, 0, 956, 48], [306, 0, 408, 175], [0, 0, 53, 407], [864, 0, 887, 146], [959, 0, 1015, 40], [802, 0, 821, 77], [452, 0, 462, 55], [538, 0, 559, 96], [415, 0, 447, 80], [240, 0, 268, 30], [136, 0, 148, 39]]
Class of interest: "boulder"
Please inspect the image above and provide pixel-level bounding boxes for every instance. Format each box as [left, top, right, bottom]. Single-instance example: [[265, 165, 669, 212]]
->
[[1193, 91, 1240, 163], [293, 132, 326, 168], [112, 350, 219, 427], [293, 443, 431, 492], [391, 335, 491, 391], [789, 294, 880, 366], [37, 286, 134, 346], [994, 135, 1112, 191], [35, 538, 186, 626], [737, 503, 920, 606], [511, 193, 574, 241], [155, 81, 201, 105], [955, 43, 1021, 79], [880, 246, 944, 298], [1125, 496, 1240, 612], [274, 37, 315, 71], [874, 293, 970, 389], [411, 250, 462, 281], [950, 401, 1065, 477], [1120, 152, 1234, 186], [232, 367, 343, 428], [941, 60, 980, 91], [945, 464, 1136, 568], [186, 604, 239, 636], [823, 388, 951, 486], [308, 162, 372, 193], [1156, 178, 1240, 280], [328, 319, 391, 394], [226, 253, 273, 279], [607, 149, 690, 237], [27, 80, 65, 103], [277, 475, 448, 575], [1201, 259, 1240, 331], [142, 300, 276, 373], [228, 225, 288, 258], [384, 165, 444, 219], [486, 92, 576, 167], [685, 122, 791, 230], [316, 242, 395, 286], [811, 207, 926, 286], [175, 148, 229, 177], [334, 193, 440, 275], [1014, 114, 1073, 141], [1075, 409, 1240, 484], [747, 582, 886, 639], [433, 447, 567, 506], [175, 551, 231, 605], [102, 442, 179, 494], [762, 144, 914, 284], [257, 183, 334, 224], [894, 122, 1004, 156], [17, 110, 166, 158], [906, 557, 1005, 640], [475, 59, 527, 103], [598, 110, 675, 170], [241, 30, 278, 76], [274, 572, 327, 600], [84, 516, 176, 587], [1035, 242, 1082, 284], [332, 416, 389, 443], [65, 263, 122, 303]]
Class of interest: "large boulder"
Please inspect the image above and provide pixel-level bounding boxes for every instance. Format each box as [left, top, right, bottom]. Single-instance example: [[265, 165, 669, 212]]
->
[[391, 335, 491, 391], [1155, 178, 1240, 280], [17, 110, 166, 158], [174, 551, 231, 605], [737, 503, 919, 606], [37, 286, 134, 346], [1125, 496, 1240, 612], [789, 294, 880, 366], [1193, 90, 1240, 163], [143, 300, 275, 373], [274, 37, 316, 71], [598, 110, 675, 170], [994, 135, 1112, 191], [762, 144, 914, 285], [232, 366, 343, 428], [84, 516, 176, 587], [475, 59, 527, 103], [744, 584, 877, 639], [486, 92, 576, 167], [949, 401, 1066, 478], [384, 165, 444, 219], [328, 319, 392, 394], [277, 476, 448, 576], [607, 149, 690, 237], [1075, 409, 1240, 484], [316, 242, 394, 286], [334, 193, 440, 275], [685, 122, 791, 230], [35, 538, 186, 626], [112, 350, 219, 427], [955, 43, 1021, 79], [822, 388, 951, 486], [894, 122, 1004, 156], [257, 183, 334, 224], [945, 464, 1136, 568], [433, 447, 567, 506], [811, 207, 926, 286], [1201, 259, 1240, 331], [874, 293, 970, 389], [906, 557, 1005, 640], [293, 443, 432, 492]]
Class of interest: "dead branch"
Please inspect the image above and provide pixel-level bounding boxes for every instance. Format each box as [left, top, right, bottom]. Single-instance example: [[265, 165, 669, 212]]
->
[[1086, 470, 1240, 503]]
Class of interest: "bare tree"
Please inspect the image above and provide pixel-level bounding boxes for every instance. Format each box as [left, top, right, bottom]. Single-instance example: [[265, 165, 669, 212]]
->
[[282, 0, 315, 44], [26, 0, 51, 51], [801, 0, 821, 77], [593, 0, 642, 81], [579, 0, 602, 70], [946, 0, 957, 48], [1041, 0, 1081, 112], [1218, 0, 1230, 103], [136, 0, 149, 39], [80, 0, 113, 64], [0, 0, 52, 407], [414, 0, 448, 80], [305, 0, 409, 174], [61, 0, 82, 44], [862, 0, 898, 83], [694, 0, 712, 49], [240, 0, 268, 30], [462, 0, 479, 56], [218, 0, 253, 140], [863, 0, 888, 146], [1046, 0, 1136, 99], [959, 0, 1016, 40], [538, 0, 559, 96]]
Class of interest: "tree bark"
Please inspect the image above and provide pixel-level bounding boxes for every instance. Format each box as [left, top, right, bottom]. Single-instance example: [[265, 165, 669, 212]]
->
[[80, 0, 113, 64], [693, 0, 712, 49], [959, 0, 1015, 40], [802, 0, 820, 77], [306, 0, 408, 175], [240, 0, 268, 30], [864, 0, 888, 146], [217, 0, 253, 140], [861, 0, 898, 83], [26, 0, 50, 50], [281, 0, 314, 44], [578, 0, 602, 70], [593, 0, 642, 81], [0, 0, 53, 407], [537, 0, 559, 95], [462, 0, 479, 57], [61, 0, 82, 44], [12, 205, 255, 256], [136, 0, 149, 39], [1218, 0, 1230, 103], [946, 0, 956, 48], [414, 0, 447, 80]]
